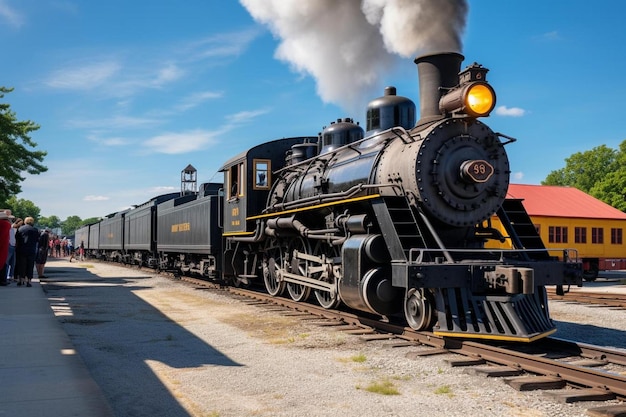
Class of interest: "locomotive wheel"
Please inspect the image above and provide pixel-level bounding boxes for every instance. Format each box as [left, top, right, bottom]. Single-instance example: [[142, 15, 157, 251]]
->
[[314, 289, 340, 309], [288, 283, 311, 302], [287, 237, 311, 302], [404, 288, 436, 330], [313, 242, 340, 309], [263, 243, 285, 296]]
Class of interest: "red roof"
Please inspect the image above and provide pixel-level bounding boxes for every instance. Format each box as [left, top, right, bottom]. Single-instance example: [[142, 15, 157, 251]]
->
[[507, 184, 626, 220]]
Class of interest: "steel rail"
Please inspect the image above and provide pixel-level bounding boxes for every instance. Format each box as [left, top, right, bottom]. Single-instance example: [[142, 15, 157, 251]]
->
[[548, 289, 626, 308], [443, 338, 626, 398], [534, 337, 626, 367], [181, 275, 626, 399]]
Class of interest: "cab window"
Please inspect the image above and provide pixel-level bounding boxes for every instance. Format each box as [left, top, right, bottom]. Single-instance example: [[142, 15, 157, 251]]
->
[[229, 162, 245, 199], [253, 159, 271, 190]]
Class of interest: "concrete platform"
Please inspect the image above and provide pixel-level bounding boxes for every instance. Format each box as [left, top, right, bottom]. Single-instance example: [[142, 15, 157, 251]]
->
[[0, 277, 114, 417]]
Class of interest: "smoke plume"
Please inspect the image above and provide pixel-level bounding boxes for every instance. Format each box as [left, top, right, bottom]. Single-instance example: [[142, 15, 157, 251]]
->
[[240, 0, 468, 113]]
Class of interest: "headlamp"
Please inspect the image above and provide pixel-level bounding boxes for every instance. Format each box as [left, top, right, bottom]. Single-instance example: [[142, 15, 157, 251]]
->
[[440, 81, 496, 118]]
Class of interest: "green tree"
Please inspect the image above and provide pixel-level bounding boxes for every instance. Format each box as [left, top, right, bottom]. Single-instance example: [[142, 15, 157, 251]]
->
[[543, 140, 626, 211], [82, 216, 101, 226], [5, 196, 40, 221], [589, 170, 626, 212], [62, 215, 83, 235], [0, 87, 47, 205], [542, 144, 618, 193], [38, 215, 61, 229], [586, 141, 626, 211]]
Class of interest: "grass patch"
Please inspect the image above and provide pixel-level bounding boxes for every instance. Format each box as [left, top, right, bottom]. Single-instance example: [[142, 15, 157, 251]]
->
[[434, 385, 453, 397], [357, 378, 400, 395], [336, 352, 367, 364], [351, 353, 367, 363]]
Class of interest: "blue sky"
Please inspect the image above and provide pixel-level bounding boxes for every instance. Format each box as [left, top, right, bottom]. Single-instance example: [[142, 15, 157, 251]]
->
[[1, 0, 625, 220]]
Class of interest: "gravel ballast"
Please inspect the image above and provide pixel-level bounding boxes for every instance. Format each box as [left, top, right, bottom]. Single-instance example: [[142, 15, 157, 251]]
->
[[43, 260, 626, 417]]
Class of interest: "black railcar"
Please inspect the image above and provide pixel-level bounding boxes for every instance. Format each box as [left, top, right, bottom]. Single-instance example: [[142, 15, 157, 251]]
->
[[98, 210, 128, 262], [124, 193, 180, 266], [156, 184, 223, 279], [87, 222, 100, 255], [74, 225, 90, 253]]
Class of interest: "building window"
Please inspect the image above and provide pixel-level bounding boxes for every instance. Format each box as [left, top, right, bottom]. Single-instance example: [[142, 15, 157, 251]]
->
[[592, 227, 604, 244], [253, 159, 271, 190], [548, 226, 568, 243], [611, 228, 623, 244], [575, 227, 587, 244]]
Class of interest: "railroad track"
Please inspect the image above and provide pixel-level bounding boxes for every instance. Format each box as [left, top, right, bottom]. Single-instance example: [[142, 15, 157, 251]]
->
[[547, 288, 626, 309], [178, 275, 626, 416]]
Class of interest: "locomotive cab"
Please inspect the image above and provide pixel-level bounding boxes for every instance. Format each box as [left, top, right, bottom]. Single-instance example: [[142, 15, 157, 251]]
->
[[219, 137, 317, 236]]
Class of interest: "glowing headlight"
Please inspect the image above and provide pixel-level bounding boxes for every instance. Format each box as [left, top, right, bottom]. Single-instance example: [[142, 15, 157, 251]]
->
[[440, 81, 497, 118], [465, 83, 496, 117]]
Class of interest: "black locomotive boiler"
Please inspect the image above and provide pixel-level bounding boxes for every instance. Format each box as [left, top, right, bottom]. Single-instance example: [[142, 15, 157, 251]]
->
[[77, 52, 582, 342]]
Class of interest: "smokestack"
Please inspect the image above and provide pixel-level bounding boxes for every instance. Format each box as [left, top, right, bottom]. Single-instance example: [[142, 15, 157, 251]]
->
[[414, 52, 464, 126]]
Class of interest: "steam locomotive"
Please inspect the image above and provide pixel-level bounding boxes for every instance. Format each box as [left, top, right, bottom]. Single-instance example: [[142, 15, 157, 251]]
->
[[76, 52, 582, 342]]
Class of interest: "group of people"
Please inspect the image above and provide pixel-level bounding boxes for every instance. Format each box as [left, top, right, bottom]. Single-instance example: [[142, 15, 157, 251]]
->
[[47, 235, 74, 258], [0, 209, 66, 287]]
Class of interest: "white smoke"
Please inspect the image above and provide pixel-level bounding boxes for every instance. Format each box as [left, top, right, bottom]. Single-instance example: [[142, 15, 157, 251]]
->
[[240, 0, 468, 113]]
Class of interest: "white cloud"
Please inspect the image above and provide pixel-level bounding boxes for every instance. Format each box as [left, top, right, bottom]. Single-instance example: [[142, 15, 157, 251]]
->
[[45, 61, 122, 90], [0, 0, 24, 28], [152, 63, 185, 87], [132, 108, 268, 156], [148, 186, 177, 194], [225, 108, 271, 124], [67, 115, 162, 130], [44, 59, 182, 97], [496, 105, 526, 117], [40, 28, 259, 103], [100, 137, 128, 146], [511, 172, 524, 181], [142, 129, 221, 154], [186, 28, 262, 60], [175, 90, 223, 111], [84, 195, 110, 201]]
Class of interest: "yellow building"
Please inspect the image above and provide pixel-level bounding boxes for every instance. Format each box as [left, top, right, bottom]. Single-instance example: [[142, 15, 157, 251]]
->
[[487, 184, 626, 280]]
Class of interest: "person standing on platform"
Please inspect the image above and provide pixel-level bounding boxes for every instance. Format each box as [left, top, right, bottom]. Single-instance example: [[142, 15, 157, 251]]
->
[[16, 217, 39, 287], [36, 228, 50, 279], [6, 217, 22, 283], [0, 212, 10, 286]]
